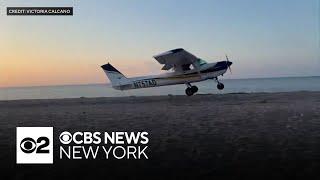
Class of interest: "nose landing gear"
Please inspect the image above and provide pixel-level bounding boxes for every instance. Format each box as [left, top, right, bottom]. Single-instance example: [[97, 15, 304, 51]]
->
[[185, 83, 198, 96], [215, 78, 224, 90], [217, 82, 224, 90]]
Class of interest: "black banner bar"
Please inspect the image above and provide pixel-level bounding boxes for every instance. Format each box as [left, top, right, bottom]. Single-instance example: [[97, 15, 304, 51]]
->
[[7, 7, 73, 16]]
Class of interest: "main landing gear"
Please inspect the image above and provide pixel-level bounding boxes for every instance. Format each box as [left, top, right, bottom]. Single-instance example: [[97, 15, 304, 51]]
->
[[185, 78, 224, 96], [185, 83, 198, 96], [215, 78, 224, 90]]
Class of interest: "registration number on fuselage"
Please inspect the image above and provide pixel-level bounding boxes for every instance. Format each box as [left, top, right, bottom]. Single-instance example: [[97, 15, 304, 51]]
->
[[133, 79, 157, 88]]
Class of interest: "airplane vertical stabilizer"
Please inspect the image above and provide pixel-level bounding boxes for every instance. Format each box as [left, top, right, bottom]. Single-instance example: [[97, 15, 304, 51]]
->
[[101, 63, 127, 87]]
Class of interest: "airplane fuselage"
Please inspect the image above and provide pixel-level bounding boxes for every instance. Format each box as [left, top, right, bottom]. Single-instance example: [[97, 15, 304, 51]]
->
[[112, 61, 231, 90]]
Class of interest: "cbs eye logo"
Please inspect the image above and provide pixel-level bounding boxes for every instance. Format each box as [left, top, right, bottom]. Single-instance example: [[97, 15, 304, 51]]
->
[[16, 127, 53, 164], [59, 131, 72, 144], [20, 137, 50, 154]]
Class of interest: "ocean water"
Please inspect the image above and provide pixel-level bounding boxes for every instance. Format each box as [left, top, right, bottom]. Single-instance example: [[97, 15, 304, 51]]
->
[[0, 76, 319, 100]]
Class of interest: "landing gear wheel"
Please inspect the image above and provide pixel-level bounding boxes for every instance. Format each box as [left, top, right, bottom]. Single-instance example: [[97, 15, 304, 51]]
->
[[217, 83, 224, 90], [185, 88, 194, 96], [191, 86, 198, 93]]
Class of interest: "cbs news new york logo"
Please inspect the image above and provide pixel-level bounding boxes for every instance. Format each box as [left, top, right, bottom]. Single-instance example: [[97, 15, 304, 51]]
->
[[16, 127, 53, 164], [17, 127, 149, 164]]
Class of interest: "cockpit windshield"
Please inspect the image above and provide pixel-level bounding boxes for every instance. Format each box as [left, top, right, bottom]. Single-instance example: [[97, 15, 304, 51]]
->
[[198, 59, 207, 66]]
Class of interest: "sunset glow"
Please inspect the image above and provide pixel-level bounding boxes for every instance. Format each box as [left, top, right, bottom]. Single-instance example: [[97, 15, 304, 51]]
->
[[1, 0, 319, 87]]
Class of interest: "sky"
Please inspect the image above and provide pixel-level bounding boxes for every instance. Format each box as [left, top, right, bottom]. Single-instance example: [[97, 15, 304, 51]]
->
[[0, 0, 319, 87]]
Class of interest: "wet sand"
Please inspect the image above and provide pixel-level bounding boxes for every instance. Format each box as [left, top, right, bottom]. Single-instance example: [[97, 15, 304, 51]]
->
[[1, 91, 320, 179]]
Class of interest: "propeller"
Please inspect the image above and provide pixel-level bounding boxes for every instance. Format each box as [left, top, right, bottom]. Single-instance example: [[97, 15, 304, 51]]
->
[[225, 54, 232, 74]]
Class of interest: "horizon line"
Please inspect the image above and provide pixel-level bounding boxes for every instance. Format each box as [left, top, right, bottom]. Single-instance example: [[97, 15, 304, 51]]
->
[[1, 75, 319, 89]]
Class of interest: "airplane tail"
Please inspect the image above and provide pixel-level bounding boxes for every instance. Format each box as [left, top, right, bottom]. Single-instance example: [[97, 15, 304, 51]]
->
[[101, 63, 127, 86]]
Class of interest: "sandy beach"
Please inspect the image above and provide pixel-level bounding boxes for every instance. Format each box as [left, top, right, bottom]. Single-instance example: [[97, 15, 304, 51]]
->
[[1, 91, 320, 179]]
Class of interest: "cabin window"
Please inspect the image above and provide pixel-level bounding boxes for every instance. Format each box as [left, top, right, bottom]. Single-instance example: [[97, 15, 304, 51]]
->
[[182, 64, 191, 71]]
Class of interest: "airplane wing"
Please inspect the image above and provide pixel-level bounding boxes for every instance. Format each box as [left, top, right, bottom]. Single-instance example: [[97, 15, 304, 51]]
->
[[153, 48, 200, 72]]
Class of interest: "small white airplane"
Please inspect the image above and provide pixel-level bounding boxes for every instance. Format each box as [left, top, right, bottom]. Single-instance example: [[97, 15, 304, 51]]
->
[[101, 48, 232, 96]]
